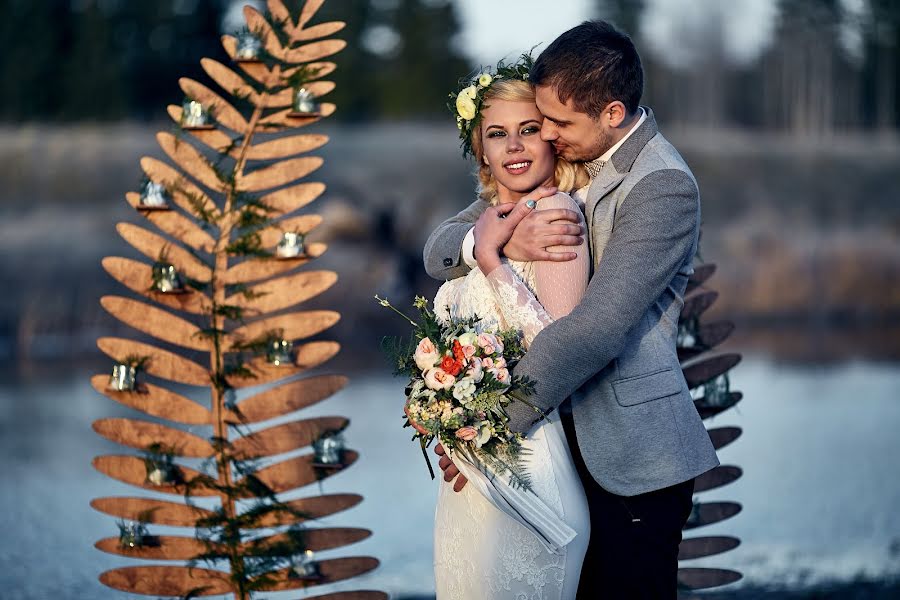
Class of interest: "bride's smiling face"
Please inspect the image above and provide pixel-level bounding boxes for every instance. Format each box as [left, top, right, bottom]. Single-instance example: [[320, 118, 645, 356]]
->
[[480, 99, 556, 202]]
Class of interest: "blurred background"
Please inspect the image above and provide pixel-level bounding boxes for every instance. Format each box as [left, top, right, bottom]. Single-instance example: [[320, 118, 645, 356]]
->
[[1, 0, 899, 598]]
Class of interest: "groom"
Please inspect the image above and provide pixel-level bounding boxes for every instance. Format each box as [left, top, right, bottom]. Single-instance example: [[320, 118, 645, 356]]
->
[[424, 21, 719, 598]]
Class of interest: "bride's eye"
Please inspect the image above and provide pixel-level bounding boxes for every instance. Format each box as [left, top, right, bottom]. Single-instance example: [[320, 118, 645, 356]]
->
[[486, 130, 506, 138], [521, 125, 539, 135]]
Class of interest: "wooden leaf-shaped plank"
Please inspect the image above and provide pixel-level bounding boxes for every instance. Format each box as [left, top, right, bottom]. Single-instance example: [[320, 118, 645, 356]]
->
[[93, 455, 216, 496], [180, 78, 248, 133], [201, 58, 258, 103], [97, 338, 209, 386], [102, 257, 211, 315], [95, 535, 208, 561], [231, 416, 348, 459], [284, 39, 346, 64], [236, 375, 348, 423], [258, 182, 326, 216], [92, 418, 213, 458], [238, 157, 324, 192], [707, 426, 742, 451], [681, 290, 719, 321], [247, 134, 328, 161], [678, 536, 740, 561], [677, 567, 742, 590], [91, 497, 213, 527], [243, 5, 282, 60], [141, 157, 220, 219], [226, 341, 340, 388], [678, 320, 737, 361], [298, 0, 326, 28], [101, 296, 208, 351], [259, 215, 323, 248], [696, 391, 743, 420], [246, 493, 362, 527], [285, 61, 337, 81], [252, 451, 358, 494], [264, 81, 335, 108], [226, 271, 336, 316], [257, 556, 379, 591], [693, 465, 742, 493], [683, 353, 742, 389], [229, 310, 340, 348], [293, 21, 346, 42], [683, 501, 742, 530], [267, 0, 295, 37], [240, 527, 370, 555], [125, 192, 216, 253], [116, 222, 211, 282], [156, 132, 227, 193], [686, 263, 717, 294], [222, 242, 326, 284], [99, 565, 231, 596]]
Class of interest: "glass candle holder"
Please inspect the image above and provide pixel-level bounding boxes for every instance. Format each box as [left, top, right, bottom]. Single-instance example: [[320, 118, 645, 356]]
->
[[236, 31, 263, 61], [108, 363, 137, 391], [291, 87, 319, 115], [151, 263, 184, 293], [267, 339, 292, 366], [290, 550, 320, 578], [118, 521, 149, 549], [276, 232, 305, 258], [313, 431, 345, 465], [145, 456, 176, 486], [140, 180, 170, 208], [182, 99, 211, 128], [701, 374, 730, 407]]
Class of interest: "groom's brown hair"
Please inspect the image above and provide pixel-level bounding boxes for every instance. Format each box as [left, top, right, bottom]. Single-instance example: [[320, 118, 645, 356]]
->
[[531, 20, 643, 117]]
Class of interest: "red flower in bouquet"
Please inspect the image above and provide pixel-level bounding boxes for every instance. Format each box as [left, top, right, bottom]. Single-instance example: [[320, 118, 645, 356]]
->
[[441, 354, 463, 376]]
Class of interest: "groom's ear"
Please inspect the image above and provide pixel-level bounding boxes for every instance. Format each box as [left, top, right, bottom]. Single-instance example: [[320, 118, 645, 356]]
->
[[606, 101, 628, 128]]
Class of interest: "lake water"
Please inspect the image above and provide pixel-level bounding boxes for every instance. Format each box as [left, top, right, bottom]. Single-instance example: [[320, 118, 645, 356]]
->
[[1, 357, 899, 599]]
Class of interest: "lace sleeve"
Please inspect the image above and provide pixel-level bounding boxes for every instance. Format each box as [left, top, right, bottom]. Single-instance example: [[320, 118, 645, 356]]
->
[[484, 193, 589, 347]]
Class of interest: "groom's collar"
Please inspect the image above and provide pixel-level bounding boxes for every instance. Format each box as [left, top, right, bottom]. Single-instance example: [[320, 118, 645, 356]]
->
[[602, 106, 657, 174]]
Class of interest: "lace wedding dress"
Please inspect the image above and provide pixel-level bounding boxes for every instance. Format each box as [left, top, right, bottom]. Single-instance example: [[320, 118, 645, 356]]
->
[[431, 193, 591, 600]]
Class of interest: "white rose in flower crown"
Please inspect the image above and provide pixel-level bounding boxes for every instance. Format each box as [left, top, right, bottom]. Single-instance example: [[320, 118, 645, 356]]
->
[[477, 73, 493, 87], [452, 377, 477, 403], [424, 367, 456, 391], [456, 86, 478, 120], [414, 337, 440, 371]]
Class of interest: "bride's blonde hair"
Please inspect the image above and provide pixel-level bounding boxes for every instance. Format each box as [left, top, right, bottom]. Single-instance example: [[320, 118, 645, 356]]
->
[[469, 79, 588, 205]]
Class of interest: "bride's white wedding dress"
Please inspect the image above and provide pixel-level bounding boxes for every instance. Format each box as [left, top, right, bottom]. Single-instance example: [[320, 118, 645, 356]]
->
[[431, 194, 591, 600]]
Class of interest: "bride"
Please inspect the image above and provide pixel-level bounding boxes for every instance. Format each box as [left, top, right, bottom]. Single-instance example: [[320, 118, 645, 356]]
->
[[428, 60, 591, 600]]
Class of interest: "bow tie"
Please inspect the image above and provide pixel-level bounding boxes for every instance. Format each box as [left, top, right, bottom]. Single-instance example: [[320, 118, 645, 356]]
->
[[585, 159, 605, 180]]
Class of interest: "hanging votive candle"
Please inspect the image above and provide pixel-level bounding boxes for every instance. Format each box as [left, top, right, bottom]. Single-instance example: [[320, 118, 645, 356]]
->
[[139, 180, 170, 208], [676, 318, 697, 349], [236, 30, 263, 61], [145, 454, 177, 486], [151, 263, 184, 293], [313, 431, 345, 465], [117, 521, 149, 549], [291, 87, 319, 116], [267, 339, 292, 366], [701, 374, 730, 407], [276, 231, 305, 258], [108, 363, 137, 392], [290, 550, 320, 579], [181, 99, 212, 129]]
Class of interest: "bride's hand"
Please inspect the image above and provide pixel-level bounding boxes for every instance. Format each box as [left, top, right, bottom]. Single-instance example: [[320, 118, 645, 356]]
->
[[434, 443, 468, 492], [474, 196, 540, 274]]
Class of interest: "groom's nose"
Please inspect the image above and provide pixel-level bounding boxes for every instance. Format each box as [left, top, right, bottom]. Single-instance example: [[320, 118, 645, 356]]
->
[[540, 119, 558, 142]]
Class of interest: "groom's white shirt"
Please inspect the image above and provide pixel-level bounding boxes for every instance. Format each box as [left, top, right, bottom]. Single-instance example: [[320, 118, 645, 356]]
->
[[461, 108, 647, 269]]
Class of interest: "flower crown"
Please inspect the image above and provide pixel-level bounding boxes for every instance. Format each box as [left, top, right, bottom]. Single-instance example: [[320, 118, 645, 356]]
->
[[448, 53, 535, 159]]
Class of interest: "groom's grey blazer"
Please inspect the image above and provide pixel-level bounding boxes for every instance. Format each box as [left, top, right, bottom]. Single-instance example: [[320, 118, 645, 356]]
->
[[423, 108, 719, 497]]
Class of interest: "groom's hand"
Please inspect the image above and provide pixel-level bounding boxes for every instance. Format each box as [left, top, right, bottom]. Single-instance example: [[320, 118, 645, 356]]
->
[[434, 443, 468, 492], [502, 186, 584, 262]]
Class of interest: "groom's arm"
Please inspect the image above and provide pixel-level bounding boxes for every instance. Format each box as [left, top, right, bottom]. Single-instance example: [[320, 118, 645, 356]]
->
[[423, 198, 487, 281], [505, 169, 700, 431]]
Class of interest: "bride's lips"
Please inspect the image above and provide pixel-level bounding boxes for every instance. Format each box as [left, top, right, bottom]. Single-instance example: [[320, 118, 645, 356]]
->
[[504, 160, 532, 175]]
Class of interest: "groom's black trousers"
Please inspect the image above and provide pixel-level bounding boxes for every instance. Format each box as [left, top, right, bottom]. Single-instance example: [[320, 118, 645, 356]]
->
[[560, 403, 694, 599]]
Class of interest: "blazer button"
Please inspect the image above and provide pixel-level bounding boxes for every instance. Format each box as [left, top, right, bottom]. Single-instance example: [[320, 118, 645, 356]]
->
[[443, 258, 453, 267]]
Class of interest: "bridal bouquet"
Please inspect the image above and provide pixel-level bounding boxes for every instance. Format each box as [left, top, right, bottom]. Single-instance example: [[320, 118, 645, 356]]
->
[[376, 295, 538, 490]]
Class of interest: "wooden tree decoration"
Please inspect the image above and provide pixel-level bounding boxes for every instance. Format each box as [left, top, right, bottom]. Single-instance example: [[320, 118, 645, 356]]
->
[[675, 262, 745, 594], [89, 2, 386, 598]]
